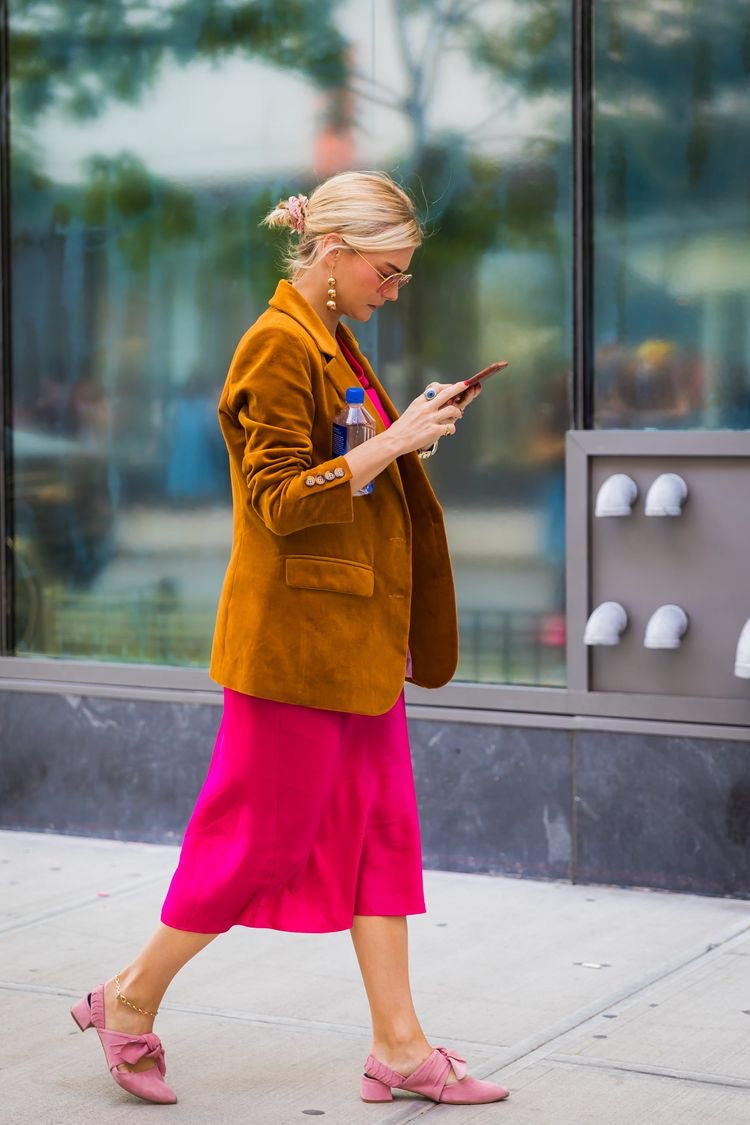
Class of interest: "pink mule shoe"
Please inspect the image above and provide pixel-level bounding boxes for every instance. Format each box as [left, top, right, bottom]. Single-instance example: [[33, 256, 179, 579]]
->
[[70, 983, 177, 1105], [361, 1045, 509, 1105]]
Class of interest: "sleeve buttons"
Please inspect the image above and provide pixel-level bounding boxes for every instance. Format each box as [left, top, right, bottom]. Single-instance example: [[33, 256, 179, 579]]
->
[[305, 476, 316, 487], [333, 467, 345, 478], [315, 474, 326, 485], [324, 470, 335, 481]]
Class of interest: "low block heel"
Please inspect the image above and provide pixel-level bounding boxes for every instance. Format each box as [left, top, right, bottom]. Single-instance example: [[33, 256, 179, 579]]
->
[[70, 994, 93, 1031], [361, 1074, 393, 1103]]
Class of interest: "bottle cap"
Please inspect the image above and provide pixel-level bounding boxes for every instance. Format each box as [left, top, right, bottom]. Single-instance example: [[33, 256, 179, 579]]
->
[[345, 386, 365, 404]]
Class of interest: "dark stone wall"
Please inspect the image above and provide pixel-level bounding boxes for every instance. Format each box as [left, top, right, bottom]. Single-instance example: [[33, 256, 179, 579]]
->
[[1, 690, 748, 897], [574, 731, 750, 896], [0, 691, 218, 844], [410, 721, 572, 882]]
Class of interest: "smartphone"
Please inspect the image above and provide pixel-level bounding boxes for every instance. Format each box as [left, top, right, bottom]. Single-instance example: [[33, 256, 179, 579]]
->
[[464, 360, 509, 387]]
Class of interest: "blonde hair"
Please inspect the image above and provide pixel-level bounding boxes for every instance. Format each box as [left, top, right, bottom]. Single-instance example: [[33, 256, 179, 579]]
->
[[262, 170, 422, 278]]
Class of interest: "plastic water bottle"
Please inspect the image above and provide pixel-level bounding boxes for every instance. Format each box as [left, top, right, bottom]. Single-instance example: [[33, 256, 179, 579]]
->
[[332, 387, 375, 496]]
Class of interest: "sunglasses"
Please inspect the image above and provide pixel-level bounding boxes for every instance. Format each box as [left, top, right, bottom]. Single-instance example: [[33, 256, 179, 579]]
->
[[345, 244, 412, 295]]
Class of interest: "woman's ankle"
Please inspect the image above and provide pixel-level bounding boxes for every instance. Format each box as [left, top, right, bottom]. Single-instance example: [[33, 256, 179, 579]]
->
[[104, 972, 160, 1033], [115, 968, 161, 1011], [370, 1031, 432, 1069]]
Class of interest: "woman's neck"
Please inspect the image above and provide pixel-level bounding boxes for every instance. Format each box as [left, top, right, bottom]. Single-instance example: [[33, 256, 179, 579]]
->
[[292, 276, 340, 338]]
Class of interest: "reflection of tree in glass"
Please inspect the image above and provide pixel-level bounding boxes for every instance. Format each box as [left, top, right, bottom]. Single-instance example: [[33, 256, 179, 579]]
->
[[10, 0, 573, 470], [11, 1, 567, 279], [11, 1, 348, 120], [341, 1, 571, 478], [589, 1, 750, 434], [8, 1, 576, 670], [595, 3, 750, 338], [10, 2, 349, 266], [597, 3, 749, 202]]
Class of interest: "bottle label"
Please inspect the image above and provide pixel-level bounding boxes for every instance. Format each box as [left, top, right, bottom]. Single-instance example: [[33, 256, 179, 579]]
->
[[332, 422, 348, 457], [331, 422, 374, 496]]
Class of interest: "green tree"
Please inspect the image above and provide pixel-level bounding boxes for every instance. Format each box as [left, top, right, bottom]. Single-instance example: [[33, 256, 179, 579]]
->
[[10, 1, 349, 271]]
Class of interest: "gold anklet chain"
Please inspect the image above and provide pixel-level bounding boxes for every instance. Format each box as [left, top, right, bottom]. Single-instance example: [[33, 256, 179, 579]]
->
[[114, 973, 159, 1018]]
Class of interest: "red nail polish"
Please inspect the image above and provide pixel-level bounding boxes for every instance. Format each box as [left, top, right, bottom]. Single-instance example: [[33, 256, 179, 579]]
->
[[463, 380, 471, 386]]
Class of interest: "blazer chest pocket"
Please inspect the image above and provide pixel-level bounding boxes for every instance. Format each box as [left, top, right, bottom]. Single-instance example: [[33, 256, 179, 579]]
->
[[285, 555, 374, 598]]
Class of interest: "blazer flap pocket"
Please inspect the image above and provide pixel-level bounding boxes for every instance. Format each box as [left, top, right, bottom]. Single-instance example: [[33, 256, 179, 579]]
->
[[285, 555, 374, 597]]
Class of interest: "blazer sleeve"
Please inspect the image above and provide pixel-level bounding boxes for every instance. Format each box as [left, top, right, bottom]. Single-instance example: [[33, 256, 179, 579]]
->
[[224, 324, 355, 537]]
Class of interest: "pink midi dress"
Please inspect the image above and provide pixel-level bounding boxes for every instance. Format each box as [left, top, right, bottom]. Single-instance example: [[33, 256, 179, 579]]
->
[[160, 336, 425, 934]]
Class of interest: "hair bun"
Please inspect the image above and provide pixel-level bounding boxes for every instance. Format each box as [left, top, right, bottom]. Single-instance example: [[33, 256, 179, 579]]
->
[[265, 194, 308, 234]]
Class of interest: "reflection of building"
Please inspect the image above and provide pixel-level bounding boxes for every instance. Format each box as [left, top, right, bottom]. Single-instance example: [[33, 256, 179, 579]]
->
[[1, 1, 749, 899]]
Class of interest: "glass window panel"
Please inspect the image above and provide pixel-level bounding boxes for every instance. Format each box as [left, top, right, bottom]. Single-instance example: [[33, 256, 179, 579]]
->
[[9, 1, 571, 686], [593, 1, 750, 430]]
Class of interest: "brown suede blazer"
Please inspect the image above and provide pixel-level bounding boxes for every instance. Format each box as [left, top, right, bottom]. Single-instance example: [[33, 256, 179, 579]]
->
[[208, 280, 458, 715]]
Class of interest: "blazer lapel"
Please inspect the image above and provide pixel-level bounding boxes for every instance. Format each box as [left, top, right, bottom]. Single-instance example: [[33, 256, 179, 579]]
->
[[268, 279, 337, 358]]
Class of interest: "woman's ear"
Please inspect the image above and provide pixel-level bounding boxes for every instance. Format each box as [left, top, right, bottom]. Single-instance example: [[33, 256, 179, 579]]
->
[[321, 232, 342, 267]]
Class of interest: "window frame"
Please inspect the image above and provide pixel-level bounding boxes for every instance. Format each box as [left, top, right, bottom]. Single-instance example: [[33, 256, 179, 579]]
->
[[0, 0, 13, 659], [2, 1, 748, 740]]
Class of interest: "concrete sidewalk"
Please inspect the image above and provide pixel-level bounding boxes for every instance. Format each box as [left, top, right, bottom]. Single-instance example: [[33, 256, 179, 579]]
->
[[2, 830, 749, 1124]]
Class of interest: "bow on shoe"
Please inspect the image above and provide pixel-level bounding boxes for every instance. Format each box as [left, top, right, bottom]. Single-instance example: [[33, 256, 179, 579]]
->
[[107, 1032, 167, 1076], [436, 1046, 468, 1082], [401, 1045, 471, 1100]]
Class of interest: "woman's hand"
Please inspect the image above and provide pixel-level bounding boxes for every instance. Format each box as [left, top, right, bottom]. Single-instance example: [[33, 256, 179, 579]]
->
[[388, 380, 482, 457], [343, 379, 482, 493]]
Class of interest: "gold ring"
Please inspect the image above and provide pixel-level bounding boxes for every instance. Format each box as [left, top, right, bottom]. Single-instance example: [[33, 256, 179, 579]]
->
[[444, 425, 451, 437]]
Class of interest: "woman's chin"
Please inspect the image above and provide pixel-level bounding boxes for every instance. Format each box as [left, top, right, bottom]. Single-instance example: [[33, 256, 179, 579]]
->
[[346, 305, 377, 322]]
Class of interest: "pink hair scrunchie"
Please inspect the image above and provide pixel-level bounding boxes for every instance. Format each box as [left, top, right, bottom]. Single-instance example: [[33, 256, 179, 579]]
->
[[286, 194, 308, 234]]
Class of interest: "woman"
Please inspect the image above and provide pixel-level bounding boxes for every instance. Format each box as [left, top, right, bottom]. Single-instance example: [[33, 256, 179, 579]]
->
[[71, 170, 510, 1108]]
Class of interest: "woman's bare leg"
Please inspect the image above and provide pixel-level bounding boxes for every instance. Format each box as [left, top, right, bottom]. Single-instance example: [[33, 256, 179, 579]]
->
[[101, 923, 218, 1071], [350, 915, 455, 1080]]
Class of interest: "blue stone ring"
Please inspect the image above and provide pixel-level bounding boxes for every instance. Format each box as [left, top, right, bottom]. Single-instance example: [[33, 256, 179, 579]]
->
[[423, 386, 438, 401]]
